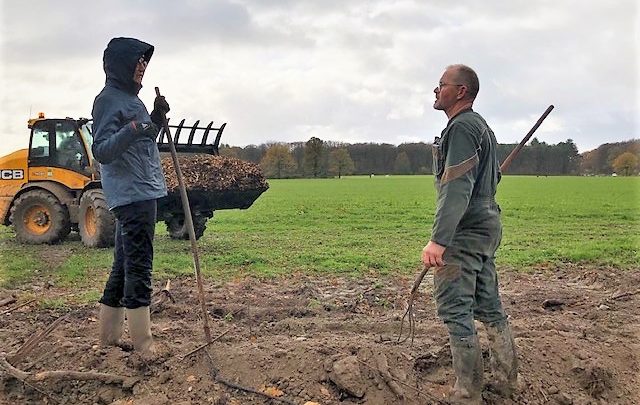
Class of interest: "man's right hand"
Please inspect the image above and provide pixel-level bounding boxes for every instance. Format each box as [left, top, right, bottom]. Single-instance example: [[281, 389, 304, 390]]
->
[[422, 240, 446, 267]]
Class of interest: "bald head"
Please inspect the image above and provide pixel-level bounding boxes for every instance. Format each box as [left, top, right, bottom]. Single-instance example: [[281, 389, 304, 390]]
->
[[447, 64, 479, 100]]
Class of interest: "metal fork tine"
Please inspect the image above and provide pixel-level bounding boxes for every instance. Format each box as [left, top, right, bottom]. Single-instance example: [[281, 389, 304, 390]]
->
[[187, 120, 200, 145], [174, 119, 185, 145], [156, 117, 226, 155], [213, 123, 226, 156], [201, 122, 214, 146]]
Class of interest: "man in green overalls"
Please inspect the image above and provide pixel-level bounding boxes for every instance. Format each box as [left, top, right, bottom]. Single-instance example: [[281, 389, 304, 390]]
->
[[422, 64, 518, 403]]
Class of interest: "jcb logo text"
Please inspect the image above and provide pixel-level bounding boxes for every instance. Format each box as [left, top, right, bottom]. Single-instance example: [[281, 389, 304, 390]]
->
[[1, 169, 25, 180]]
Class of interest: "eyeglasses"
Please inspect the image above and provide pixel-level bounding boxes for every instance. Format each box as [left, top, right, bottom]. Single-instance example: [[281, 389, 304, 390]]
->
[[436, 82, 464, 91], [137, 57, 148, 68]]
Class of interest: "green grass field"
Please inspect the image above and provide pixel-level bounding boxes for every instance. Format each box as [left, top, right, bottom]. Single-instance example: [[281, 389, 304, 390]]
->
[[1, 176, 638, 291]]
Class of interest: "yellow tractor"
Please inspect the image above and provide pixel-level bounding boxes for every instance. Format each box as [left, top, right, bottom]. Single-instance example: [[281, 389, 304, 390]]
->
[[0, 114, 113, 247], [0, 114, 267, 247]]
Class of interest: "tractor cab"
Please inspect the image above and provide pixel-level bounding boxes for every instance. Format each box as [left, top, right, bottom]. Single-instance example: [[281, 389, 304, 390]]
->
[[27, 114, 96, 181]]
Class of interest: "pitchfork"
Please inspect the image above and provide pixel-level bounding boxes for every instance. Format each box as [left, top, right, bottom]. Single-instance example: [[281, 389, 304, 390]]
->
[[397, 265, 431, 345]]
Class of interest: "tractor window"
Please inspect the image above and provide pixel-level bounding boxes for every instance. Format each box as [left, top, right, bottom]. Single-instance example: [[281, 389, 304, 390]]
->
[[31, 127, 50, 158], [55, 121, 86, 169]]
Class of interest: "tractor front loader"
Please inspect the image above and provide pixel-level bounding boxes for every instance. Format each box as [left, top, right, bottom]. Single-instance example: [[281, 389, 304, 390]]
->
[[0, 114, 267, 247]]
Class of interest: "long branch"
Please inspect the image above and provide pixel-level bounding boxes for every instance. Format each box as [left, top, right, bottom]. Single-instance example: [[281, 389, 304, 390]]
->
[[0, 355, 134, 385]]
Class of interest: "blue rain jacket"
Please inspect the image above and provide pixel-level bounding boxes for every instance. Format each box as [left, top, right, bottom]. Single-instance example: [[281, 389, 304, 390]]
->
[[91, 37, 167, 209]]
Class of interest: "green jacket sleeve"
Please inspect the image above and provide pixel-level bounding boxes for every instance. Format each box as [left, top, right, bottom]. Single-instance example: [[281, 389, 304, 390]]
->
[[431, 122, 480, 246]]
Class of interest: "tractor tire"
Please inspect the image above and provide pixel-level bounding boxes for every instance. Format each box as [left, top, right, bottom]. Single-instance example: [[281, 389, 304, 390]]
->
[[165, 212, 209, 240], [10, 189, 71, 244], [79, 189, 116, 248]]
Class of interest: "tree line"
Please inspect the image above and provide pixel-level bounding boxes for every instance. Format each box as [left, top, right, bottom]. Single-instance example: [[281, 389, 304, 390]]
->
[[219, 138, 640, 178]]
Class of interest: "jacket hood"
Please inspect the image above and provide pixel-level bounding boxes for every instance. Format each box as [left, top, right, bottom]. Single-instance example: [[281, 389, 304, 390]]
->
[[103, 37, 154, 94]]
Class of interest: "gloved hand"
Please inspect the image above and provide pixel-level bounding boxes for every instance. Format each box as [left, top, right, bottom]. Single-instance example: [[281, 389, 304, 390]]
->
[[130, 121, 159, 140], [150, 95, 170, 127], [154, 95, 170, 114]]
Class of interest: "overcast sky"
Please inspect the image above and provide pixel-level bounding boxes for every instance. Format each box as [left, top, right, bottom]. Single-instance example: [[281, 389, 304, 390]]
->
[[1, 0, 638, 157]]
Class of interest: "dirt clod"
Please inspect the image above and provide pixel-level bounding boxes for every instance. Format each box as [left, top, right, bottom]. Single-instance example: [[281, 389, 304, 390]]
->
[[327, 355, 365, 398]]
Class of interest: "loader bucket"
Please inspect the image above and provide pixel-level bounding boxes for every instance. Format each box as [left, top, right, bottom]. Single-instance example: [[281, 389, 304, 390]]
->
[[157, 187, 268, 221], [189, 188, 268, 210]]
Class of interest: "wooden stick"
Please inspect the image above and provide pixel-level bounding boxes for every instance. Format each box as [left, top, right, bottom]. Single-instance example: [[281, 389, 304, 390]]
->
[[151, 279, 175, 314], [8, 315, 67, 365], [155, 87, 212, 343], [1, 299, 36, 315], [0, 355, 29, 380], [0, 355, 133, 385], [500, 105, 555, 173], [180, 327, 233, 360], [0, 356, 58, 404], [609, 289, 640, 301], [33, 370, 132, 384], [151, 279, 172, 299], [0, 296, 16, 307]]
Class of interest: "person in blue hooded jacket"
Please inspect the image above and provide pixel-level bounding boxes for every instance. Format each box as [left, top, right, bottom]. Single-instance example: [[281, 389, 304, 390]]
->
[[92, 37, 170, 355]]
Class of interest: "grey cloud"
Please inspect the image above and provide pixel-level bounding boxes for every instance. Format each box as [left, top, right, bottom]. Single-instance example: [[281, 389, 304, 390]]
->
[[0, 0, 637, 156], [1, 0, 314, 63]]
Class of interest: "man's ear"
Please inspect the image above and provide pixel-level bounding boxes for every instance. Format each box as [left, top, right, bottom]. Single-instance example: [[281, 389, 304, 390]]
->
[[456, 85, 468, 100]]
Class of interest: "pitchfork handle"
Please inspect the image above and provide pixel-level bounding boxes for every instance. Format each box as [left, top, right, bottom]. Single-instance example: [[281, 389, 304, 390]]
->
[[500, 105, 554, 173], [155, 87, 212, 343]]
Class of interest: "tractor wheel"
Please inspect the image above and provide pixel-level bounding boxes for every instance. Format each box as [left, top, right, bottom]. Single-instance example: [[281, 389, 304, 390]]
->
[[10, 189, 71, 244], [79, 189, 116, 248], [165, 212, 209, 240]]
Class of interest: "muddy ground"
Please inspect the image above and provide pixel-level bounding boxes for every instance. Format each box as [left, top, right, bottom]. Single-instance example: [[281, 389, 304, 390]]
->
[[1, 264, 638, 405]]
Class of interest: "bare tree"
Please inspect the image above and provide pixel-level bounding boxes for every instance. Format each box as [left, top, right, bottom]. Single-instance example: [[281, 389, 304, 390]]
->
[[329, 148, 355, 178], [303, 137, 326, 178], [612, 152, 639, 176], [260, 144, 297, 178]]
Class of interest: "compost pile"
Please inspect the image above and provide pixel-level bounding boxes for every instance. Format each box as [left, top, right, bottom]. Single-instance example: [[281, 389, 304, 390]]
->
[[161, 154, 268, 193]]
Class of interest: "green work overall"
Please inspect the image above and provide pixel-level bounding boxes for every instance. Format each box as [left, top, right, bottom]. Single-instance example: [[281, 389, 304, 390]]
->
[[431, 108, 507, 338]]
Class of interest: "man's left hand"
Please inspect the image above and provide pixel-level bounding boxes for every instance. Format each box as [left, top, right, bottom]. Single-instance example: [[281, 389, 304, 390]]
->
[[422, 240, 446, 267]]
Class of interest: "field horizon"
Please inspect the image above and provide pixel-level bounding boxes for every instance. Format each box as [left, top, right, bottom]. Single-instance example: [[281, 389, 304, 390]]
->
[[0, 175, 638, 291]]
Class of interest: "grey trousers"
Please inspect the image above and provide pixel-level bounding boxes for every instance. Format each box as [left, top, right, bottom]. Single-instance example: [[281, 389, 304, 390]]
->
[[433, 246, 507, 337]]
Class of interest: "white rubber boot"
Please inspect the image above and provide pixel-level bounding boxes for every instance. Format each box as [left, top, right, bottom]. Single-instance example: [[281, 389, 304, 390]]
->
[[99, 304, 124, 346], [125, 306, 154, 355]]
